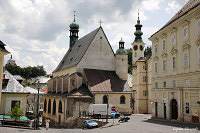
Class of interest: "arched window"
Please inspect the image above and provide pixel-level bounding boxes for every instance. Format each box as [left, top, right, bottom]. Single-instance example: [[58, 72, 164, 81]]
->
[[44, 99, 47, 112], [120, 95, 126, 104], [48, 99, 51, 114], [53, 100, 56, 115], [58, 100, 62, 113], [102, 95, 108, 104]]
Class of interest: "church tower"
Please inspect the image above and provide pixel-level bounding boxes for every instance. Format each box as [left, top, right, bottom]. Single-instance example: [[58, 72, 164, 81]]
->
[[132, 11, 145, 65], [115, 38, 128, 80], [69, 12, 79, 48]]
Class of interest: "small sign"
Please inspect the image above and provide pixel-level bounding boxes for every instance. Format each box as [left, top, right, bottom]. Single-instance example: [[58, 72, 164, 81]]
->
[[111, 106, 116, 111], [111, 111, 116, 116]]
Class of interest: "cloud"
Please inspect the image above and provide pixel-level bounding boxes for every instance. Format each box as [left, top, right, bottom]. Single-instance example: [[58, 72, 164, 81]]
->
[[165, 0, 188, 14], [0, 0, 176, 73]]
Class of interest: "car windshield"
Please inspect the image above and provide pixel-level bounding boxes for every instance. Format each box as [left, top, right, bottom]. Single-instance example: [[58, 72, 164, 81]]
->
[[87, 120, 95, 123]]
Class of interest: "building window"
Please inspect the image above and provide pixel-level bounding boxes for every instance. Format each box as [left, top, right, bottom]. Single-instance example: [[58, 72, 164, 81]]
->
[[163, 60, 166, 72], [172, 34, 176, 47], [198, 19, 200, 35], [103, 95, 108, 104], [185, 102, 190, 114], [120, 95, 126, 104], [162, 40, 166, 50], [44, 99, 47, 112], [163, 82, 166, 88], [143, 65, 147, 70], [172, 57, 176, 69], [143, 76, 147, 82], [135, 52, 137, 57], [173, 80, 176, 88], [53, 100, 56, 115], [184, 52, 189, 67], [155, 45, 157, 53], [143, 91, 148, 96], [184, 27, 188, 40], [155, 62, 158, 73], [11, 101, 20, 111], [48, 99, 51, 114], [185, 79, 190, 88], [155, 82, 158, 89], [58, 100, 62, 113]]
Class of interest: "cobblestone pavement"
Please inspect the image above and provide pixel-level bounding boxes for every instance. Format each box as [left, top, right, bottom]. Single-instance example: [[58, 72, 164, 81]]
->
[[1, 114, 200, 133]]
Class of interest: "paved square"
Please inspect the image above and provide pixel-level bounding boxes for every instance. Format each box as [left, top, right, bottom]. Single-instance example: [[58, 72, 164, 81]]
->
[[1, 114, 199, 133]]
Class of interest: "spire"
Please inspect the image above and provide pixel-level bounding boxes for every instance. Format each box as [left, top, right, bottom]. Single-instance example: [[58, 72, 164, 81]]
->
[[73, 10, 76, 22], [134, 9, 143, 43]]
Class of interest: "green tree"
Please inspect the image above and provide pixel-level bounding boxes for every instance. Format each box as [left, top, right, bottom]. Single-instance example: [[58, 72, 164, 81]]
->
[[9, 102, 23, 120], [144, 46, 152, 57]]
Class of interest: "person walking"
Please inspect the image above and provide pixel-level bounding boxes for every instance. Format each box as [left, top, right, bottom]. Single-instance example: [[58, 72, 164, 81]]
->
[[46, 118, 50, 130]]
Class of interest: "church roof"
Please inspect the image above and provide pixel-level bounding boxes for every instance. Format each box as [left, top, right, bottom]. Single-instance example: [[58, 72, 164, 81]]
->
[[84, 69, 132, 93], [150, 0, 200, 38], [0, 40, 9, 53], [53, 27, 101, 72]]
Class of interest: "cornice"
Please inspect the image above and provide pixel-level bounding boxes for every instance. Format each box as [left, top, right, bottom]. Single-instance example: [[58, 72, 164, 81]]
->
[[153, 56, 159, 61], [161, 33, 167, 39], [170, 48, 178, 55], [181, 20, 190, 27], [182, 40, 191, 50]]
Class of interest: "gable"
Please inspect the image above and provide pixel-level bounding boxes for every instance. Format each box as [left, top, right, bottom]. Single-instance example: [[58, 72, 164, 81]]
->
[[53, 27, 100, 73], [77, 27, 116, 71]]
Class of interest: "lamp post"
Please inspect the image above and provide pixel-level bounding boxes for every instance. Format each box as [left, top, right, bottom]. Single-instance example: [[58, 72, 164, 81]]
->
[[35, 80, 40, 130], [106, 95, 109, 123]]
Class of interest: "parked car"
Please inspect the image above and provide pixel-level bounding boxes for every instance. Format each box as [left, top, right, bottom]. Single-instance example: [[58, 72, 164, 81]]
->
[[81, 120, 98, 129]]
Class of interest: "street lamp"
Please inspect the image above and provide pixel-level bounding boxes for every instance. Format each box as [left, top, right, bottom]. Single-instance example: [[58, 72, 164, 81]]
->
[[106, 95, 109, 123]]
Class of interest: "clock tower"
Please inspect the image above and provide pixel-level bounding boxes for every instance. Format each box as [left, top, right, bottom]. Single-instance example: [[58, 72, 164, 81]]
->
[[132, 11, 145, 65]]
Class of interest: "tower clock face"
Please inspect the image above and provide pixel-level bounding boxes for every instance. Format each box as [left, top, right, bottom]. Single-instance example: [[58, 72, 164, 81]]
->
[[134, 45, 138, 51], [140, 45, 144, 51]]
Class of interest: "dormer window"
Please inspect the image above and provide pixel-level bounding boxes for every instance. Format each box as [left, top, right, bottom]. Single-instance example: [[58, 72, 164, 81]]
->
[[162, 40, 166, 50], [184, 27, 188, 40]]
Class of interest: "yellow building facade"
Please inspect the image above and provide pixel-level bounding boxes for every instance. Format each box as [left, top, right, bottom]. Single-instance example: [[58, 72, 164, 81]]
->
[[149, 0, 200, 123]]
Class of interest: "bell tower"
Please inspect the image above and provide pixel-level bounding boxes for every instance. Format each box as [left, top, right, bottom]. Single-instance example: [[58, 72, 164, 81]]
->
[[132, 10, 145, 65], [69, 11, 79, 48]]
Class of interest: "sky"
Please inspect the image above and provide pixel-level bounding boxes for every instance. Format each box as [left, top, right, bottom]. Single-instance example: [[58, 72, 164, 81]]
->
[[0, 0, 189, 73]]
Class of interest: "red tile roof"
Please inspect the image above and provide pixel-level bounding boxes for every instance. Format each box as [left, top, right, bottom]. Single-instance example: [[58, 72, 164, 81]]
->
[[84, 69, 131, 93]]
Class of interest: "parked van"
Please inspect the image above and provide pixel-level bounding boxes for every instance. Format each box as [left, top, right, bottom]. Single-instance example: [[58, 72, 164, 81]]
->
[[89, 104, 120, 118]]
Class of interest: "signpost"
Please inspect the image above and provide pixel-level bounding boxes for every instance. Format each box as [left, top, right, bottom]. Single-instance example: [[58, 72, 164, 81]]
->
[[111, 106, 116, 111], [111, 111, 116, 125]]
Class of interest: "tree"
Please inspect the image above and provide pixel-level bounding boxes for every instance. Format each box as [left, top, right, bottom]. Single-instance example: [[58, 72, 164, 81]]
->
[[10, 102, 23, 120], [144, 46, 152, 57]]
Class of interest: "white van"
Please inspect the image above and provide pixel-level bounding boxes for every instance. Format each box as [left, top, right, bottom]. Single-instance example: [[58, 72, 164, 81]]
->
[[89, 104, 120, 118]]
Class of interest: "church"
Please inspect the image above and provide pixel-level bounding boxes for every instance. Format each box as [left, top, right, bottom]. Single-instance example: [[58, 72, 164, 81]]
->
[[43, 15, 132, 127]]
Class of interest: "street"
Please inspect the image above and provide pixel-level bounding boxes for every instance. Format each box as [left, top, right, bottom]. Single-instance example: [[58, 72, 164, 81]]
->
[[1, 114, 200, 133]]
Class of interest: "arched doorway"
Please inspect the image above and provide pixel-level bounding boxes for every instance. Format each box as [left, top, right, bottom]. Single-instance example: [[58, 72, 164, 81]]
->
[[170, 99, 178, 120]]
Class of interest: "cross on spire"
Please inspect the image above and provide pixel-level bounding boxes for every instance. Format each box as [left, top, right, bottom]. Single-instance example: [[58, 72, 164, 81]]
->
[[99, 20, 103, 26], [73, 10, 76, 22], [138, 9, 140, 20]]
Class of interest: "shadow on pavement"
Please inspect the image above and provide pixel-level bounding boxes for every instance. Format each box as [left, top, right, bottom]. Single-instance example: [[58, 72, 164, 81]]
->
[[143, 119, 200, 130]]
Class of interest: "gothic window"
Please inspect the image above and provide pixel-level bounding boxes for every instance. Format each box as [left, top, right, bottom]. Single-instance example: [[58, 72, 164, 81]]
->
[[102, 95, 108, 104], [58, 100, 62, 113], [53, 100, 56, 115], [120, 95, 126, 104], [48, 99, 51, 114], [44, 99, 47, 112]]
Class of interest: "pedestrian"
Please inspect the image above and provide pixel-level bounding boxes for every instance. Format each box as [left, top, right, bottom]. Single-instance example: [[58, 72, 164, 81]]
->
[[46, 118, 50, 130]]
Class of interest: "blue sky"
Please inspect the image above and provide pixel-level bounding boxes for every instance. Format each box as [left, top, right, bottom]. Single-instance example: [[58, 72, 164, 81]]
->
[[0, 0, 188, 73]]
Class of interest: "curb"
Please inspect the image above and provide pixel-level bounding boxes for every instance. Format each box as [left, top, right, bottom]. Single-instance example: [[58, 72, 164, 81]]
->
[[150, 118, 200, 125]]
